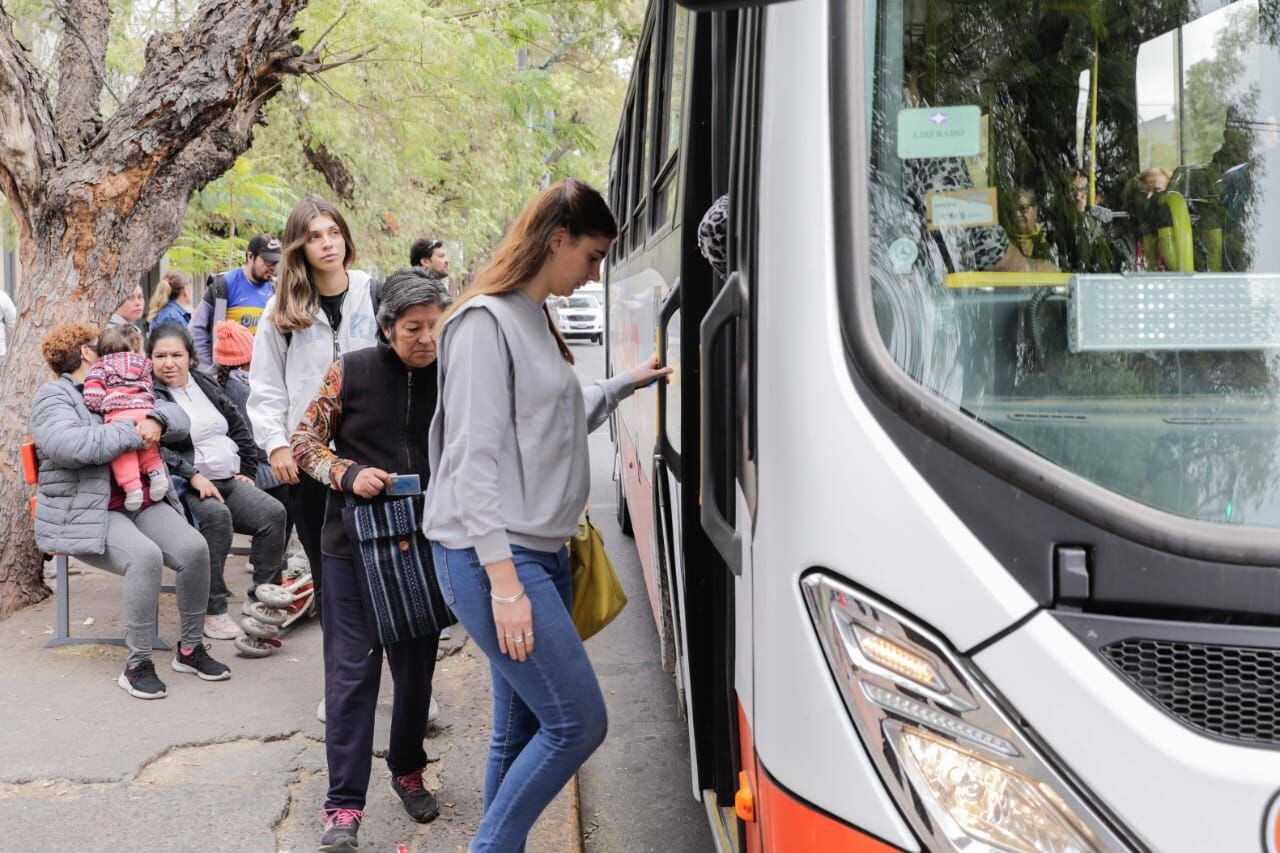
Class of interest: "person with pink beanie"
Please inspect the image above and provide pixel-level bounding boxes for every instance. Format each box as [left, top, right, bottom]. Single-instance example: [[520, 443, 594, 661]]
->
[[213, 320, 255, 372]]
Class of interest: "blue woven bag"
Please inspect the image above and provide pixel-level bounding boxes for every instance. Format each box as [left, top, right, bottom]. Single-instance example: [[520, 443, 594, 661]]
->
[[340, 494, 454, 647]]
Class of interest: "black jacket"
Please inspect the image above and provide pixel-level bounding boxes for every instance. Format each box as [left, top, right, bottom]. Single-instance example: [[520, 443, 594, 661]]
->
[[321, 341, 438, 559], [154, 368, 259, 481]]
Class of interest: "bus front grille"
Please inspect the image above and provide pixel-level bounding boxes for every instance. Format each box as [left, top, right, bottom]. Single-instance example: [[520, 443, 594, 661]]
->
[[1100, 637, 1280, 747]]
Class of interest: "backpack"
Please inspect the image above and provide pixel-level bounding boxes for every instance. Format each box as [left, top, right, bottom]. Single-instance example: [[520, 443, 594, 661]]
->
[[205, 272, 230, 327]]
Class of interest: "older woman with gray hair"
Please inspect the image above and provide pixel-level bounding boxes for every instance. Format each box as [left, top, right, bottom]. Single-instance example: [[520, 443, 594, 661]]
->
[[290, 266, 455, 849]]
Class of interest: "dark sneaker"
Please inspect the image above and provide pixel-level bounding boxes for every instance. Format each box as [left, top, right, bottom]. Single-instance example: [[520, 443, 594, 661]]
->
[[118, 659, 167, 699], [391, 768, 439, 823], [171, 644, 231, 681], [319, 808, 363, 851]]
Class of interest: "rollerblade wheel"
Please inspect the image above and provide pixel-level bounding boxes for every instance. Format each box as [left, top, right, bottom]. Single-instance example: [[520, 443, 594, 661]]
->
[[254, 584, 294, 609], [235, 635, 274, 658], [244, 601, 287, 626], [240, 617, 281, 640]]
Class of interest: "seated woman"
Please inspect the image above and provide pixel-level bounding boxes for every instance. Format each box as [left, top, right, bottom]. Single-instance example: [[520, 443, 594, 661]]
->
[[30, 322, 229, 700], [147, 322, 287, 641], [1007, 188, 1059, 269]]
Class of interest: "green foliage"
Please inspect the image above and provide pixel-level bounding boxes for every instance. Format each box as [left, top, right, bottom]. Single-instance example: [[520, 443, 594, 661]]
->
[[171, 156, 296, 272], [237, 0, 642, 277]]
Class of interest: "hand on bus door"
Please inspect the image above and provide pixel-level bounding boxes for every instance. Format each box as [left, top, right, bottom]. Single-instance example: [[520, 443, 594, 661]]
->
[[486, 557, 535, 662], [628, 355, 674, 389]]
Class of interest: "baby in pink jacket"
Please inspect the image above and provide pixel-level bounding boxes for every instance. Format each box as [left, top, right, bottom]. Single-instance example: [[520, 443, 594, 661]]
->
[[83, 324, 168, 511]]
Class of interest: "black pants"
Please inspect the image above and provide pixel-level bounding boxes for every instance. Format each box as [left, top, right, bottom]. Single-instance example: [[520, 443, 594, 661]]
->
[[288, 473, 328, 599], [263, 483, 294, 547], [322, 554, 440, 810]]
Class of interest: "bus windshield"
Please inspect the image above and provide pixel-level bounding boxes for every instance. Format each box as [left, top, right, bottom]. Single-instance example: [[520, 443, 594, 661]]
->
[[865, 0, 1280, 528]]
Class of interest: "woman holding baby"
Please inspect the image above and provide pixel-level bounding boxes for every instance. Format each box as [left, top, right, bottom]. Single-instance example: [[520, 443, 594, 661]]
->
[[29, 321, 232, 702]]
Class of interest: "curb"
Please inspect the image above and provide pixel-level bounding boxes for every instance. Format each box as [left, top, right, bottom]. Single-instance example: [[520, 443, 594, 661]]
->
[[569, 772, 584, 852], [527, 772, 583, 852]]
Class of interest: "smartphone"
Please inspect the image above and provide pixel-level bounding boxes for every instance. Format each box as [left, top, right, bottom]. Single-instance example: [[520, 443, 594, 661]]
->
[[386, 474, 421, 496]]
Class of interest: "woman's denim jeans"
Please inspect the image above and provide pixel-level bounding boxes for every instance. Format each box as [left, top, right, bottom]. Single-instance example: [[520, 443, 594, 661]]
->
[[433, 543, 607, 852]]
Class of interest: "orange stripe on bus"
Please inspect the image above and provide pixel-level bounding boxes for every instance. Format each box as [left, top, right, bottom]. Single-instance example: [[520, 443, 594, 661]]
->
[[738, 700, 904, 852]]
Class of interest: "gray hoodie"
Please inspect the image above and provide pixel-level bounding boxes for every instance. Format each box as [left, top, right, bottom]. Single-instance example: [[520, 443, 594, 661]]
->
[[423, 291, 635, 563]]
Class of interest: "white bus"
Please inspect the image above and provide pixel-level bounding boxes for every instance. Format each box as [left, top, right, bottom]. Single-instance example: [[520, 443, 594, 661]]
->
[[607, 0, 1280, 850]]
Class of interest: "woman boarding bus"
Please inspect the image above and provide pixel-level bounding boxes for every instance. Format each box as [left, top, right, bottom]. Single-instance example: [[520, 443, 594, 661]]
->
[[424, 178, 670, 851]]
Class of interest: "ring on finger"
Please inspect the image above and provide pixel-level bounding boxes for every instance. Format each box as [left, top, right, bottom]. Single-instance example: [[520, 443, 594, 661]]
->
[[513, 635, 525, 644]]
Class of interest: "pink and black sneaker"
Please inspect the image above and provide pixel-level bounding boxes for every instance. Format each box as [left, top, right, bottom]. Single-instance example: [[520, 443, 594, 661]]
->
[[319, 808, 363, 852], [171, 644, 230, 681], [391, 767, 439, 823]]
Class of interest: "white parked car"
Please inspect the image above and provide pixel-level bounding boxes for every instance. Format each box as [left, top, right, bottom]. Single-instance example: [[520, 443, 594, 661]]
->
[[555, 294, 603, 344]]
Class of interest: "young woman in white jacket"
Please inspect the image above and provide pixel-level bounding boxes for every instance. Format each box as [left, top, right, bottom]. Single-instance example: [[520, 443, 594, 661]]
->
[[247, 197, 378, 611]]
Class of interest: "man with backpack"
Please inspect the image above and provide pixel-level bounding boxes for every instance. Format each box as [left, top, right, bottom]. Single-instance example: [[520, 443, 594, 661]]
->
[[189, 234, 281, 370]]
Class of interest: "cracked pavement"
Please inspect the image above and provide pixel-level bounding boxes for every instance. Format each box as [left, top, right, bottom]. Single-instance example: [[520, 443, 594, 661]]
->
[[0, 555, 578, 852]]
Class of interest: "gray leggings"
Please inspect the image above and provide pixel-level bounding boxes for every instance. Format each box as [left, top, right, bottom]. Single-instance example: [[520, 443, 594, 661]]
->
[[183, 477, 287, 616], [77, 503, 210, 667]]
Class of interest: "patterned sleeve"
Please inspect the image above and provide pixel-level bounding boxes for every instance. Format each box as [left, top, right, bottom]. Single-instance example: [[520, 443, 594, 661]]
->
[[81, 365, 108, 413], [138, 357, 155, 397], [290, 360, 355, 490]]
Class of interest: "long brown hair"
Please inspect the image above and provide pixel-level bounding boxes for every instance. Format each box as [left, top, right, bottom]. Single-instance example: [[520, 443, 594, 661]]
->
[[438, 178, 616, 364], [271, 196, 357, 333], [146, 270, 190, 322]]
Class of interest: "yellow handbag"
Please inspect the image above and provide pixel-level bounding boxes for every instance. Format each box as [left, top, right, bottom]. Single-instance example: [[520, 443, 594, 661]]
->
[[569, 515, 628, 640]]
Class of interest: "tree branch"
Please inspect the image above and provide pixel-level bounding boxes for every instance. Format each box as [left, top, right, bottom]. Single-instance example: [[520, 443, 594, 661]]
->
[[0, 3, 61, 218], [54, 0, 113, 154], [91, 0, 315, 176], [544, 110, 583, 168]]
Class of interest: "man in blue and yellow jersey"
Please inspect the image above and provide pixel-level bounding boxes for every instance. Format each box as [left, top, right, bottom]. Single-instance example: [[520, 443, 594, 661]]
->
[[189, 233, 281, 369]]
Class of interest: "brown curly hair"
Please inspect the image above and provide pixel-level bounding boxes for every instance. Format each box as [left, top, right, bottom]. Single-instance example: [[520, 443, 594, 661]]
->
[[41, 322, 99, 375]]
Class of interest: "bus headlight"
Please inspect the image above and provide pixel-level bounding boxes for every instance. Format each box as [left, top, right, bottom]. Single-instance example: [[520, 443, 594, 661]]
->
[[800, 574, 1134, 853], [894, 727, 1095, 853]]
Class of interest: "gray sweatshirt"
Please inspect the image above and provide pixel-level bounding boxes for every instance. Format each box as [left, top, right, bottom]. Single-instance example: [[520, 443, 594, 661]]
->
[[423, 291, 636, 564]]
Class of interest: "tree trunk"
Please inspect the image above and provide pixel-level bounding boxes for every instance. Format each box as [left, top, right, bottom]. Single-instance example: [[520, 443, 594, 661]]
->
[[0, 0, 338, 618]]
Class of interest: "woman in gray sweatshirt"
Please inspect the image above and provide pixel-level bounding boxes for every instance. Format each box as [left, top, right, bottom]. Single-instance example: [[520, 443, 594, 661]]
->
[[424, 179, 670, 851]]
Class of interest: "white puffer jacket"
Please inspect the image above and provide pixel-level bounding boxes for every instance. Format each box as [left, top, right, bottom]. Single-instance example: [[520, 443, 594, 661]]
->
[[247, 271, 379, 457]]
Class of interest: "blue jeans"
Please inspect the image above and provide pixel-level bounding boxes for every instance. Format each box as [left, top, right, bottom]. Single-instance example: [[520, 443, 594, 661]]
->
[[433, 543, 607, 852]]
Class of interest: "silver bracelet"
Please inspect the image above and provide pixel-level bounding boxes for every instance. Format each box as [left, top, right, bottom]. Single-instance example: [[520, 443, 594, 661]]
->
[[490, 585, 526, 604]]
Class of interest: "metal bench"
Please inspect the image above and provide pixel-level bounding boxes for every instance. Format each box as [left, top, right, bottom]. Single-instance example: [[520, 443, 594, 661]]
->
[[22, 441, 169, 650]]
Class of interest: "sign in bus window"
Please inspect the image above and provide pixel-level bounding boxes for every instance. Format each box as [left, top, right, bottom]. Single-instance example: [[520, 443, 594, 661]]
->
[[896, 106, 981, 159], [927, 188, 997, 230]]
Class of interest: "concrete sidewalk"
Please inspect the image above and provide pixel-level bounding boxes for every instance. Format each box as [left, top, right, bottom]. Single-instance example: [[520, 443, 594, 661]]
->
[[0, 552, 579, 852]]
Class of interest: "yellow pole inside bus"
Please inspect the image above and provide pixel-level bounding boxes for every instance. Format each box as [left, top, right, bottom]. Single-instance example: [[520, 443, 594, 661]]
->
[[1089, 35, 1099, 205]]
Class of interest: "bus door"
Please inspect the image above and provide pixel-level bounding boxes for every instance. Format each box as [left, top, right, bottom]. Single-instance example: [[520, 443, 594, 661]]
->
[[696, 4, 763, 840]]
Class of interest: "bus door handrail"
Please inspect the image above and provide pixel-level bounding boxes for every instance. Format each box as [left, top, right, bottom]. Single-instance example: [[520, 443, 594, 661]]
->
[[657, 277, 682, 477], [699, 271, 745, 575]]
